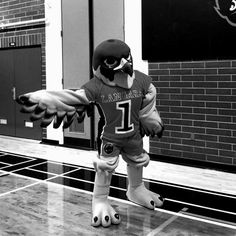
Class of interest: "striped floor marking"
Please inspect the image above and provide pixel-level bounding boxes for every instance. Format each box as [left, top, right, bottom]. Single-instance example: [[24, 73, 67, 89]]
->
[[147, 207, 188, 236]]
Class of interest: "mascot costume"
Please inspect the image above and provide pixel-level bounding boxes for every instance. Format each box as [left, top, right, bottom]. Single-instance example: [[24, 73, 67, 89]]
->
[[17, 39, 164, 227]]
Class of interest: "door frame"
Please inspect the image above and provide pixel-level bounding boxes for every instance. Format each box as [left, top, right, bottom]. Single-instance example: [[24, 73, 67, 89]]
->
[[0, 46, 43, 140]]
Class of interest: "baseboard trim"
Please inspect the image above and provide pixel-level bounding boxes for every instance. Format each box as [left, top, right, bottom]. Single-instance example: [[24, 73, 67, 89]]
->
[[149, 154, 236, 174], [40, 138, 59, 145], [63, 137, 92, 150]]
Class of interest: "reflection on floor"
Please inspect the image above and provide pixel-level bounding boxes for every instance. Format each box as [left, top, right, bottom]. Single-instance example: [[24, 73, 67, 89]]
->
[[0, 150, 236, 235]]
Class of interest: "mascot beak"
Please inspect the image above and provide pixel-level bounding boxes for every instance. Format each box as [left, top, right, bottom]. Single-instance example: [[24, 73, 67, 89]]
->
[[113, 58, 133, 77]]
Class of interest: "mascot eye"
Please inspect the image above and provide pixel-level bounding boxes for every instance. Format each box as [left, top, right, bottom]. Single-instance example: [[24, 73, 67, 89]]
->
[[126, 54, 132, 63], [104, 58, 119, 69], [123, 53, 133, 66]]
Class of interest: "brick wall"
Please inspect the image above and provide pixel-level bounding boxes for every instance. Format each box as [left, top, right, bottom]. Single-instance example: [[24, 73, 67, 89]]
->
[[149, 60, 236, 166], [0, 0, 46, 137]]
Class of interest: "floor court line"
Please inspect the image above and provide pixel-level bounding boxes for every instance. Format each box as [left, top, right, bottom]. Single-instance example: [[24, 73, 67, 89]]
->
[[0, 158, 47, 173], [151, 208, 236, 230], [0, 153, 35, 160], [0, 167, 81, 197], [27, 159, 84, 169], [3, 157, 235, 200], [1, 152, 236, 231], [9, 160, 48, 173], [100, 191, 236, 230], [146, 207, 189, 236], [10, 164, 127, 192], [182, 211, 236, 228], [23, 164, 80, 176], [165, 198, 236, 216], [1, 169, 236, 231], [146, 178, 236, 198], [0, 157, 36, 167]]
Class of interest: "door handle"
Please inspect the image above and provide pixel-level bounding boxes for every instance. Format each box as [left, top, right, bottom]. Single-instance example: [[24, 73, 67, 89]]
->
[[12, 87, 16, 100]]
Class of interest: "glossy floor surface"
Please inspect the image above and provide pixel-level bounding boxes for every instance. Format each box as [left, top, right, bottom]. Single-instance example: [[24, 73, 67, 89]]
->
[[0, 135, 236, 235]]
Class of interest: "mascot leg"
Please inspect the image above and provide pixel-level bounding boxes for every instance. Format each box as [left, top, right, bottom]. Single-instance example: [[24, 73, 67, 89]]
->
[[126, 165, 164, 209], [91, 170, 121, 227]]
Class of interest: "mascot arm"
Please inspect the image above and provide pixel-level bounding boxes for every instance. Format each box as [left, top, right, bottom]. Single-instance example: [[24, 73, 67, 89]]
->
[[16, 89, 92, 129], [139, 83, 164, 138]]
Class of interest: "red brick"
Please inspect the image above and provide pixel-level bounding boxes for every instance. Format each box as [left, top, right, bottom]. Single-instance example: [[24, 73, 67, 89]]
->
[[219, 109, 235, 116], [219, 96, 236, 102], [206, 141, 232, 150], [219, 150, 236, 158], [194, 121, 217, 128], [170, 106, 192, 113], [182, 75, 205, 81], [160, 75, 181, 81], [205, 75, 231, 81], [218, 82, 236, 88], [206, 115, 232, 123], [194, 147, 218, 155], [160, 100, 181, 106], [193, 82, 217, 88], [182, 113, 205, 121], [159, 112, 181, 119], [171, 119, 192, 126], [159, 136, 182, 144], [182, 101, 205, 107], [164, 124, 181, 132], [159, 63, 181, 69], [206, 89, 231, 95], [206, 128, 231, 136], [170, 81, 192, 87], [172, 144, 193, 152], [182, 126, 205, 134], [149, 63, 159, 69], [193, 95, 217, 101], [193, 68, 217, 74], [205, 61, 231, 68], [170, 69, 192, 75], [149, 69, 169, 76], [233, 145, 236, 151], [182, 88, 204, 94], [182, 62, 204, 68], [194, 134, 217, 142], [150, 141, 170, 149], [182, 139, 205, 147], [219, 136, 236, 144], [219, 122, 236, 130], [206, 102, 231, 109], [171, 94, 192, 100], [160, 88, 181, 94], [158, 106, 169, 112], [171, 131, 191, 139], [206, 155, 233, 165], [182, 152, 206, 161], [153, 81, 169, 87], [218, 68, 236, 74], [158, 148, 182, 158]]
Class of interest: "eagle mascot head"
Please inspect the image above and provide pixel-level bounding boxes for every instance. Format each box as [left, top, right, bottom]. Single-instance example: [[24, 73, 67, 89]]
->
[[92, 39, 135, 89]]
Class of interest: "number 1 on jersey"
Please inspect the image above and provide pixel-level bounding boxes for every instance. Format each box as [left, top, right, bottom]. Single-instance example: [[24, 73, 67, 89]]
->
[[115, 100, 134, 134]]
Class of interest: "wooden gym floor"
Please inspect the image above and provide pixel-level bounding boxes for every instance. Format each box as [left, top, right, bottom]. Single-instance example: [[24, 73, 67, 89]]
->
[[0, 135, 235, 235]]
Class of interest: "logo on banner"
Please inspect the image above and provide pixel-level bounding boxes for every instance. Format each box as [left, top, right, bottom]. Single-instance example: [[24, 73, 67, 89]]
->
[[214, 0, 236, 26]]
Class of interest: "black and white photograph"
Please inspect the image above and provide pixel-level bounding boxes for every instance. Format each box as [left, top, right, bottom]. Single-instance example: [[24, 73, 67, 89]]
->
[[0, 0, 235, 235]]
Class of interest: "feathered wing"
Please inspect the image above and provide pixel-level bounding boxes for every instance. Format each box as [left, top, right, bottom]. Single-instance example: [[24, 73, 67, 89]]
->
[[16, 89, 91, 129], [139, 83, 164, 138]]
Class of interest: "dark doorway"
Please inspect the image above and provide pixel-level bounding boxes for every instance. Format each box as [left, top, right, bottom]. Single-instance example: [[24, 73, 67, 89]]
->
[[0, 47, 42, 140]]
